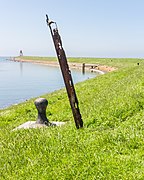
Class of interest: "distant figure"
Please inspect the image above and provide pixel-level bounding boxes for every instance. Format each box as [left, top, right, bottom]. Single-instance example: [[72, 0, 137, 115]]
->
[[19, 50, 23, 56], [137, 63, 139, 65]]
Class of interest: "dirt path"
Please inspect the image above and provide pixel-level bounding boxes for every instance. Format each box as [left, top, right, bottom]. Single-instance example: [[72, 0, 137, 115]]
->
[[13, 58, 117, 73]]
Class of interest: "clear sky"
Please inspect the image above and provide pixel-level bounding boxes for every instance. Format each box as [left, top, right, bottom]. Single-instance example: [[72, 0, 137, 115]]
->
[[0, 0, 144, 58]]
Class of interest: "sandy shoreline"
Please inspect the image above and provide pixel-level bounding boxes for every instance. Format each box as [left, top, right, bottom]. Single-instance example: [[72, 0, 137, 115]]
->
[[13, 58, 117, 73]]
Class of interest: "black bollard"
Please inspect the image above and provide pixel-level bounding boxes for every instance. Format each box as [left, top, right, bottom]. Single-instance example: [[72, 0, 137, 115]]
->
[[34, 98, 49, 125], [82, 63, 85, 74]]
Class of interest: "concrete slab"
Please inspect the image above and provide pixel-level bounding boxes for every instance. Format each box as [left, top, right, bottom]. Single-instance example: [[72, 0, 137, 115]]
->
[[13, 121, 66, 131]]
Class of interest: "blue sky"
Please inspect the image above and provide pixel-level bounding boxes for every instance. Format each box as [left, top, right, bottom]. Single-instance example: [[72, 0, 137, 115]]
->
[[0, 0, 144, 57]]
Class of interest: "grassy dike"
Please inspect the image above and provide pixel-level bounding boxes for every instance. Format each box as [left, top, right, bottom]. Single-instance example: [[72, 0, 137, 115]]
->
[[0, 58, 144, 179]]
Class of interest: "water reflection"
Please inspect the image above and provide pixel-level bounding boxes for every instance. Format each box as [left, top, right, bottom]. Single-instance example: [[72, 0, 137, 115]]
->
[[20, 62, 23, 76]]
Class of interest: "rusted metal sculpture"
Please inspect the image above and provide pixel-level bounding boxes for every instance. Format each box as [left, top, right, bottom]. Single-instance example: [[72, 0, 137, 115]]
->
[[46, 15, 83, 129]]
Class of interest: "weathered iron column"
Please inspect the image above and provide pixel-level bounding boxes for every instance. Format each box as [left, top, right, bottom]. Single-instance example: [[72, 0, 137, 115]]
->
[[46, 15, 83, 129]]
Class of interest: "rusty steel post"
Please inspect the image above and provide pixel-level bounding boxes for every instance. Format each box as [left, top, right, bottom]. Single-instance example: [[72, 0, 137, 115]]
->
[[46, 15, 83, 129]]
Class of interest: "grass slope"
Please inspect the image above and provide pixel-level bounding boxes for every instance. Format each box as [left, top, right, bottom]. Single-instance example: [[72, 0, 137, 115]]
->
[[19, 56, 144, 68], [0, 58, 144, 179]]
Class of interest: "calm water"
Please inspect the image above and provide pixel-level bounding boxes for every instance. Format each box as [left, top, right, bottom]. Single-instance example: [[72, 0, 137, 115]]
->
[[0, 57, 98, 109]]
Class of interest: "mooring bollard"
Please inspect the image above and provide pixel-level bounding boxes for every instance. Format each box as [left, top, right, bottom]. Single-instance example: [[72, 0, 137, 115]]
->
[[34, 98, 49, 125], [82, 63, 85, 74], [12, 97, 65, 131]]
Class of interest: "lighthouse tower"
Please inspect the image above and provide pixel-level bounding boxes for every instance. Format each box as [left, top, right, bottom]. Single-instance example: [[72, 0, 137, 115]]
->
[[19, 50, 23, 56]]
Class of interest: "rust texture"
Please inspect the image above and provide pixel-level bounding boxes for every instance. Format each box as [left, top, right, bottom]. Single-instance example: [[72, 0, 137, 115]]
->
[[46, 15, 83, 129]]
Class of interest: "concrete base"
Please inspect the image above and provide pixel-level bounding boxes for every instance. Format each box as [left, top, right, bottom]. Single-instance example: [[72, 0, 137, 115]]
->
[[13, 121, 66, 131]]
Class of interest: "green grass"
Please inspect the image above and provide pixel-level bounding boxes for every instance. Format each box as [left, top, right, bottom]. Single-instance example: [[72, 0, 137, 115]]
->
[[0, 58, 144, 179], [18, 56, 144, 68], [17, 56, 57, 61]]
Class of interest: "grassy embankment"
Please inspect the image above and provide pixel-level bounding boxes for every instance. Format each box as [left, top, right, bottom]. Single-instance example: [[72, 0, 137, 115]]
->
[[0, 58, 144, 179], [17, 56, 142, 68]]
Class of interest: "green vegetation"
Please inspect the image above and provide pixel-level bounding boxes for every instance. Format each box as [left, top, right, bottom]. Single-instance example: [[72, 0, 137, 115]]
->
[[68, 57, 144, 68], [0, 58, 144, 179], [18, 56, 57, 61], [19, 56, 144, 68]]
